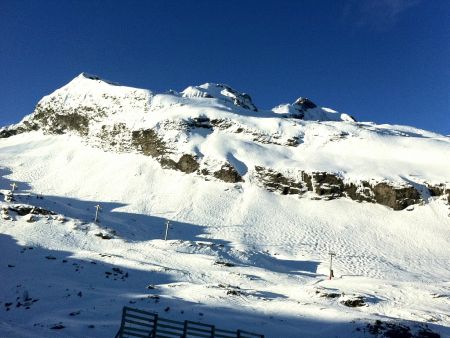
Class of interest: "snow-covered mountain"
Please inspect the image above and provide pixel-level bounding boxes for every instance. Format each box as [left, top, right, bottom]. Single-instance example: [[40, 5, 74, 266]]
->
[[3, 73, 450, 210], [1, 73, 449, 338]]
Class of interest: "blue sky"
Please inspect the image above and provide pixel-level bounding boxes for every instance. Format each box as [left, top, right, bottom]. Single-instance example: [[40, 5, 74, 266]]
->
[[0, 0, 449, 134]]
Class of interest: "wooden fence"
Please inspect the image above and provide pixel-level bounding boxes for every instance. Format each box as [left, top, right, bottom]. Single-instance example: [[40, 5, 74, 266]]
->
[[115, 306, 264, 338]]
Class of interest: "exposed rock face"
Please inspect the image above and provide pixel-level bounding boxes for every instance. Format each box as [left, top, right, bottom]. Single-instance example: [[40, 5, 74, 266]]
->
[[0, 122, 39, 138], [259, 168, 422, 210], [306, 172, 344, 197], [0, 110, 90, 138], [160, 154, 199, 174], [255, 166, 305, 195], [372, 183, 421, 211], [427, 184, 450, 204], [25, 102, 92, 136], [131, 129, 167, 157], [343, 182, 374, 202], [187, 116, 213, 129], [176, 154, 200, 173], [427, 184, 445, 197], [0, 127, 22, 138], [213, 164, 243, 183], [131, 129, 201, 175]]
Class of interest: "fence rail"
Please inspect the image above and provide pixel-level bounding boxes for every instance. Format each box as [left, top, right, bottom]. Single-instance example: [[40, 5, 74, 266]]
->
[[115, 306, 264, 338]]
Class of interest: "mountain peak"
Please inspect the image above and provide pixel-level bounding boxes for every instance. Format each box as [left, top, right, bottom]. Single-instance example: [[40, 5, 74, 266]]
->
[[181, 83, 258, 111], [272, 97, 356, 122], [71, 72, 121, 86], [293, 97, 318, 110]]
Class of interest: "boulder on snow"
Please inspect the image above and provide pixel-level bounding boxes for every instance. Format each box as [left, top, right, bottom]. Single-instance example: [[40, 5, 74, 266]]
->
[[25, 214, 36, 223], [160, 154, 200, 174], [341, 297, 365, 307], [213, 163, 243, 183]]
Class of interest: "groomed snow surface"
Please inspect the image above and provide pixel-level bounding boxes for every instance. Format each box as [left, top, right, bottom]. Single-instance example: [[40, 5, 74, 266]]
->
[[1, 132, 450, 338]]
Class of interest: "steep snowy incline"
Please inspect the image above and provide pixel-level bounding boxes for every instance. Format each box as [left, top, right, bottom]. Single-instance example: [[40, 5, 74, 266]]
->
[[1, 73, 450, 337], [0, 132, 449, 338]]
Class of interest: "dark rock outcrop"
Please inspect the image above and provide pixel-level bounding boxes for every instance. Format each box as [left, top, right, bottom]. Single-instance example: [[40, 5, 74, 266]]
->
[[213, 163, 243, 183], [426, 184, 450, 204], [341, 297, 365, 307], [177, 154, 200, 173], [131, 129, 167, 157], [301, 172, 314, 191], [372, 183, 421, 211], [365, 320, 440, 338], [343, 181, 374, 202], [0, 122, 38, 138], [9, 205, 56, 216], [255, 166, 305, 195], [285, 137, 300, 147], [259, 168, 422, 210], [160, 154, 199, 174], [187, 117, 213, 129], [302, 171, 421, 209], [427, 184, 445, 197], [309, 172, 344, 197], [0, 128, 19, 138], [32, 107, 90, 136]]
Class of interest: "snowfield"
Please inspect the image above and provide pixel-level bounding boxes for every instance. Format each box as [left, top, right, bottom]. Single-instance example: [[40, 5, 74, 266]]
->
[[1, 74, 450, 338]]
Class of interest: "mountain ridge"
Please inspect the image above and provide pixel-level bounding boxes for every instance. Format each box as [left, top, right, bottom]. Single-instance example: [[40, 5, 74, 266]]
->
[[1, 73, 450, 210]]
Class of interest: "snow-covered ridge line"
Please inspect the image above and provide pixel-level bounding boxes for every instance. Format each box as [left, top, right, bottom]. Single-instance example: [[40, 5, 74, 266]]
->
[[1, 73, 450, 210]]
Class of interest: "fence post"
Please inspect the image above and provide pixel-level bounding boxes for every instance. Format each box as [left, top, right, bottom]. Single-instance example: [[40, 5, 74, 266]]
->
[[182, 320, 188, 338], [237, 329, 241, 338], [164, 220, 170, 240], [211, 325, 215, 337], [115, 307, 127, 338], [94, 204, 101, 223], [329, 251, 336, 280], [152, 314, 158, 338]]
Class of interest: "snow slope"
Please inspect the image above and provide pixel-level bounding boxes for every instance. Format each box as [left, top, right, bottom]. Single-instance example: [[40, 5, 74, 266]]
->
[[1, 74, 450, 338]]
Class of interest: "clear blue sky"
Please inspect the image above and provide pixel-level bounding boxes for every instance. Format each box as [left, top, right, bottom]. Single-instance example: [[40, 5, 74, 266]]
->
[[1, 0, 449, 134]]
